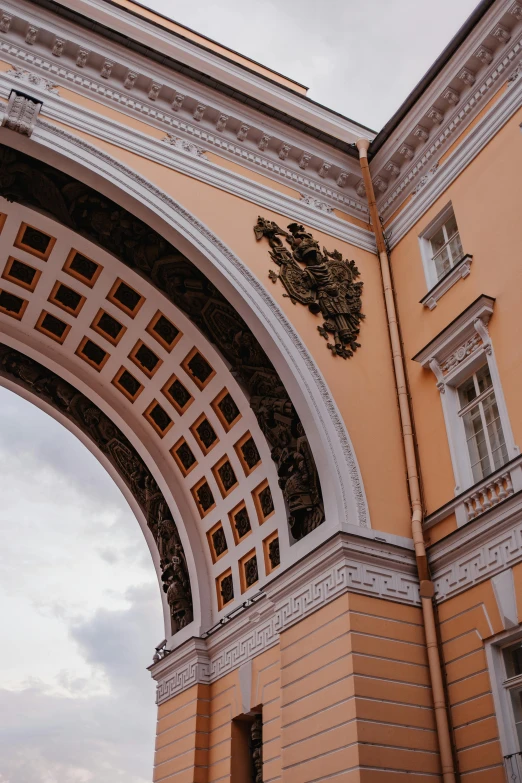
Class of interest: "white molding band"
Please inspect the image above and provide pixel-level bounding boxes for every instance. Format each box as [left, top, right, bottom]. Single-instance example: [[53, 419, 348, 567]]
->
[[430, 490, 522, 602], [0, 118, 370, 534], [388, 71, 522, 248], [420, 254, 473, 310], [0, 69, 376, 254], [150, 532, 420, 704]]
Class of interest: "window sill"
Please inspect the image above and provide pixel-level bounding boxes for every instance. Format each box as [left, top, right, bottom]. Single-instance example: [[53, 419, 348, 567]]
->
[[420, 254, 473, 310]]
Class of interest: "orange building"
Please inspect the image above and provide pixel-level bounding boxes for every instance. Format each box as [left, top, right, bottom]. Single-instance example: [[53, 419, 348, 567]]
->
[[1, 0, 522, 780]]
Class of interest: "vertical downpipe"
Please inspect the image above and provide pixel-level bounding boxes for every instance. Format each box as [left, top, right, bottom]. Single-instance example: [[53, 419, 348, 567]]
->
[[356, 137, 457, 783]]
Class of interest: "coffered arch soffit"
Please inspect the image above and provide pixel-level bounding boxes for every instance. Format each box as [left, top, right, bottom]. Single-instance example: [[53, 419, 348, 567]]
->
[[0, 126, 369, 638]]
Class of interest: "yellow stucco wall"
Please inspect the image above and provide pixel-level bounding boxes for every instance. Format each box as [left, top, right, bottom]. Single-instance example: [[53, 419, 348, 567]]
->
[[391, 104, 522, 516]]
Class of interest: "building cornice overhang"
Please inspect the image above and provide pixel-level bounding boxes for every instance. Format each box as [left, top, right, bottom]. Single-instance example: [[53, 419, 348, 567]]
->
[[33, 0, 373, 153], [412, 294, 496, 366], [370, 0, 522, 221], [148, 530, 419, 703], [369, 0, 498, 157], [0, 0, 372, 214]]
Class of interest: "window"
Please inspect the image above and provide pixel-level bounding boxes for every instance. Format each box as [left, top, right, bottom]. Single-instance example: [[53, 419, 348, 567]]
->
[[413, 296, 517, 501], [457, 364, 508, 483], [418, 205, 471, 307], [429, 210, 463, 280], [503, 641, 522, 752]]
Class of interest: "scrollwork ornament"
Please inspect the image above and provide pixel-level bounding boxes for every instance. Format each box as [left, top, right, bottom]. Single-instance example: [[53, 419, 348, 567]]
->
[[254, 217, 364, 359]]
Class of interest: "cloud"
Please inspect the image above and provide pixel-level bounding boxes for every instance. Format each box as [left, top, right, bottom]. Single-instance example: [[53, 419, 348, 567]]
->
[[0, 585, 161, 783], [146, 0, 478, 129], [0, 389, 163, 783]]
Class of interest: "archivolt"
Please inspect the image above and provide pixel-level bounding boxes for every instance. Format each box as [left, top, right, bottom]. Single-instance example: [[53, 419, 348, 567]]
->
[[0, 123, 369, 537]]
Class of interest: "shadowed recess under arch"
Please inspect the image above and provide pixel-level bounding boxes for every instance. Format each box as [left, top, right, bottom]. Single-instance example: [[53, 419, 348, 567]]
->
[[0, 143, 325, 543]]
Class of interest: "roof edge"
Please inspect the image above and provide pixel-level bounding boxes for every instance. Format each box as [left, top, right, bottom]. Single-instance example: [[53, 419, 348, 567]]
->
[[369, 0, 498, 157]]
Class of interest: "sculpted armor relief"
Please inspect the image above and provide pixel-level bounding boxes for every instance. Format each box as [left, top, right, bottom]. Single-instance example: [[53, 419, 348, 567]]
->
[[254, 217, 364, 359], [0, 145, 324, 542]]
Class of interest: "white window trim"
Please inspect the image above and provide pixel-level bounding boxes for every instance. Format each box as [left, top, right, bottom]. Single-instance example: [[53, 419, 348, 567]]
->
[[486, 624, 522, 763], [414, 296, 518, 495], [418, 202, 470, 305]]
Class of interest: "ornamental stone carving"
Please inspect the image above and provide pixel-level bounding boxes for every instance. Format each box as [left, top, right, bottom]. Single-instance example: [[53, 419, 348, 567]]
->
[[124, 70, 138, 89], [52, 37, 65, 57], [0, 144, 324, 543], [216, 114, 228, 132], [25, 26, 38, 45], [171, 93, 185, 110], [0, 344, 193, 633], [0, 13, 12, 33], [237, 124, 249, 141], [101, 60, 114, 79], [475, 45, 493, 65], [255, 217, 364, 360], [76, 48, 89, 68], [1, 91, 41, 136], [258, 133, 270, 151]]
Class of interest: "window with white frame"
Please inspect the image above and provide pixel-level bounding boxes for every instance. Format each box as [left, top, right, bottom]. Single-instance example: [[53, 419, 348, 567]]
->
[[457, 364, 509, 483], [503, 640, 522, 752], [428, 209, 464, 281], [414, 297, 518, 499]]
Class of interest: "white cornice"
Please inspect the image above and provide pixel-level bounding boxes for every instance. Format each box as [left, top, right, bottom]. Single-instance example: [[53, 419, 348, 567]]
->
[[0, 69, 376, 253], [150, 531, 420, 704], [430, 490, 522, 602], [412, 295, 495, 367], [48, 0, 371, 143], [373, 0, 522, 221], [387, 71, 522, 248], [0, 0, 370, 206]]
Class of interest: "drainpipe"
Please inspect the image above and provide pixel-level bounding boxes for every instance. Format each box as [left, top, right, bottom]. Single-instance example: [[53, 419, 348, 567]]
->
[[356, 138, 456, 783]]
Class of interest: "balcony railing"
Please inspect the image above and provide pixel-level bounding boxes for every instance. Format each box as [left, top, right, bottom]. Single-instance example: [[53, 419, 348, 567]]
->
[[424, 453, 522, 531], [505, 752, 522, 782]]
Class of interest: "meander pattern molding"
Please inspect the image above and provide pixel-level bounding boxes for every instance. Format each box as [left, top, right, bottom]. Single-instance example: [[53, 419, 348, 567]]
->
[[431, 493, 522, 601], [153, 534, 419, 703], [0, 120, 369, 530]]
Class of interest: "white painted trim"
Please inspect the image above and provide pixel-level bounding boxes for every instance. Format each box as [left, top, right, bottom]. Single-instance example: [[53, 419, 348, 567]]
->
[[388, 72, 522, 248], [430, 490, 522, 602], [150, 531, 420, 703], [0, 70, 376, 253], [486, 628, 522, 761], [415, 298, 518, 494], [0, 0, 371, 215], [420, 255, 473, 310]]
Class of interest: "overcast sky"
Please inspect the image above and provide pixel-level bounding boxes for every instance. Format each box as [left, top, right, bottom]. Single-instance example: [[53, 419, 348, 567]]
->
[[0, 1, 483, 781], [145, 0, 479, 130]]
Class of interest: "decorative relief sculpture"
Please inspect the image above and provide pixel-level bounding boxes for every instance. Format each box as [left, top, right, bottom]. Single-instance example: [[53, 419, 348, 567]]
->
[[0, 344, 193, 633], [254, 217, 364, 359], [0, 145, 324, 541], [1, 92, 41, 137], [250, 715, 263, 783]]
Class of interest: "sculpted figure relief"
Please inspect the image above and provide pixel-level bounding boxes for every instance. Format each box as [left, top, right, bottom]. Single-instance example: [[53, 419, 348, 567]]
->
[[0, 344, 193, 633], [254, 217, 364, 359], [0, 144, 324, 541]]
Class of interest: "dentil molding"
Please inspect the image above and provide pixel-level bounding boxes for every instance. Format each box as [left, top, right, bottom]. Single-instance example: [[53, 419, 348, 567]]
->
[[0, 67, 376, 254]]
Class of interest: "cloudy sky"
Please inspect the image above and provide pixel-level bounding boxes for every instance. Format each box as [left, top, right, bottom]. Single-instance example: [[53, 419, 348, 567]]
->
[[0, 1, 482, 780], [145, 0, 479, 130]]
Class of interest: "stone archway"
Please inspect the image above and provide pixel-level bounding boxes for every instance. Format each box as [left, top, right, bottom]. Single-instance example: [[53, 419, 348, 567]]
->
[[0, 126, 369, 645]]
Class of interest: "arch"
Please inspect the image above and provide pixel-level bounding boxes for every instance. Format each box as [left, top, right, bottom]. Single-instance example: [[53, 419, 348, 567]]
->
[[0, 122, 369, 644]]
